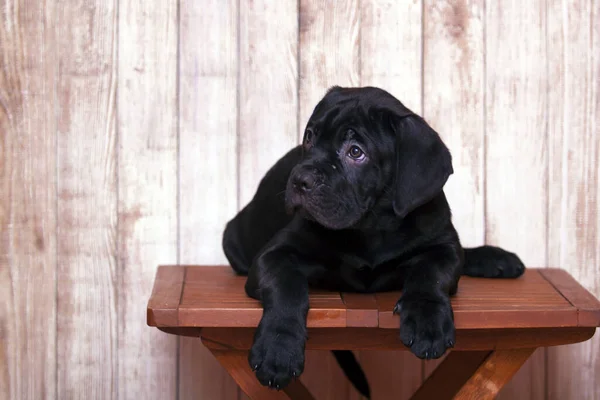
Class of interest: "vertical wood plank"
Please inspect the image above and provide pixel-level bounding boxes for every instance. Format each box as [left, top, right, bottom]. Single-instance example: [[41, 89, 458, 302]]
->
[[360, 0, 422, 112], [422, 0, 485, 381], [238, 0, 298, 206], [179, 0, 239, 399], [0, 1, 57, 399], [485, 1, 547, 399], [358, 1, 424, 398], [423, 0, 485, 248], [299, 0, 360, 138], [117, 1, 178, 399], [298, 1, 361, 398], [56, 1, 118, 399], [547, 0, 600, 398]]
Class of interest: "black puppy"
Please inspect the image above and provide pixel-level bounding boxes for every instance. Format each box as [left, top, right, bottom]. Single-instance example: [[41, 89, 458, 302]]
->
[[222, 86, 525, 395]]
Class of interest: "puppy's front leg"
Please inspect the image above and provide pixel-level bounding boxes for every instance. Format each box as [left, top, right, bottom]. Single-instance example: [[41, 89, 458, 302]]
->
[[245, 248, 309, 390], [395, 243, 462, 360]]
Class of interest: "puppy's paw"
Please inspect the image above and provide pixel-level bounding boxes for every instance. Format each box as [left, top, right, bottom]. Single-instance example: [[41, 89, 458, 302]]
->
[[463, 245, 525, 278], [249, 318, 306, 390], [394, 296, 455, 360]]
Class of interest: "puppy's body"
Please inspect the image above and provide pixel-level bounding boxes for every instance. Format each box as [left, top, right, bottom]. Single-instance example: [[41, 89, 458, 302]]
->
[[222, 87, 525, 394]]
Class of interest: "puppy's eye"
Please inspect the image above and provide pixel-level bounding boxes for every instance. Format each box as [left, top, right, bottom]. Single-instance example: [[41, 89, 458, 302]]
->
[[304, 128, 314, 145], [347, 145, 365, 160]]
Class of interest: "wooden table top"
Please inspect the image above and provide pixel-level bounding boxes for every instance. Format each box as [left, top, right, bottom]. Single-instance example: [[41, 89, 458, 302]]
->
[[147, 266, 600, 330]]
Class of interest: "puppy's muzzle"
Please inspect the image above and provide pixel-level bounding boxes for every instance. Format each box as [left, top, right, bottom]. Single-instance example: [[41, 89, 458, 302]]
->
[[291, 170, 317, 193], [291, 166, 321, 194]]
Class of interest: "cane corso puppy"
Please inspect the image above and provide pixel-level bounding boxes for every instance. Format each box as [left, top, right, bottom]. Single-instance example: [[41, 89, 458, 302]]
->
[[222, 86, 525, 395]]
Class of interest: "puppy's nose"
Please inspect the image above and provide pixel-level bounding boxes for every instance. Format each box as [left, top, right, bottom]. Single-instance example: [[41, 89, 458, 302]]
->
[[292, 171, 316, 193]]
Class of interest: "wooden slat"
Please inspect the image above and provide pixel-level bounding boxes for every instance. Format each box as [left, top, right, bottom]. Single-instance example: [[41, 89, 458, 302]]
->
[[56, 1, 118, 398], [546, 1, 600, 398], [341, 293, 378, 327], [540, 269, 600, 327], [0, 1, 57, 398], [147, 266, 186, 326], [178, 268, 347, 328], [377, 270, 578, 329], [359, 1, 424, 397], [117, 2, 179, 398], [485, 1, 548, 398], [147, 267, 598, 329], [178, 1, 239, 399]]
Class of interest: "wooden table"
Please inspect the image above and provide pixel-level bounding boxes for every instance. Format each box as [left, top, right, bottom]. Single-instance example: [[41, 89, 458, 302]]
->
[[147, 266, 600, 399]]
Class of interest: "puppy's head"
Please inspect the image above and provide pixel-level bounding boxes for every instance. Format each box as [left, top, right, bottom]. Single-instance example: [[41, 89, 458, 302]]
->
[[285, 86, 453, 229]]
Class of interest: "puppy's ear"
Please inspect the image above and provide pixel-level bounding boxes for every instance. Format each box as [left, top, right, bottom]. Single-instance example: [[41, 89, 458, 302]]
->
[[391, 115, 453, 218]]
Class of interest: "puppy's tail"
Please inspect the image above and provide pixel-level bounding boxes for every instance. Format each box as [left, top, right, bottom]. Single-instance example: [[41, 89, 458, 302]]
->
[[332, 350, 371, 399], [462, 245, 525, 278]]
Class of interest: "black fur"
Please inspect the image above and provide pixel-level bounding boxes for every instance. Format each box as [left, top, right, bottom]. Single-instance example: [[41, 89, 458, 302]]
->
[[222, 86, 525, 394]]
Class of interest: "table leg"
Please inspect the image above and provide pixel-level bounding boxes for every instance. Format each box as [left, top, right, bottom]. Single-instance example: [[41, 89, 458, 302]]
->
[[207, 348, 315, 400], [453, 348, 536, 399], [411, 348, 535, 400], [411, 351, 492, 400]]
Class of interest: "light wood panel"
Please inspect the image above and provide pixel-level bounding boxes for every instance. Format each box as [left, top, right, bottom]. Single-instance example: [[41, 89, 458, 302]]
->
[[358, 1, 424, 398], [0, 1, 57, 399], [117, 1, 178, 399], [298, 1, 362, 398], [178, 0, 239, 399], [238, 0, 298, 206], [485, 0, 548, 398], [56, 1, 118, 399], [299, 0, 360, 137], [547, 0, 600, 398]]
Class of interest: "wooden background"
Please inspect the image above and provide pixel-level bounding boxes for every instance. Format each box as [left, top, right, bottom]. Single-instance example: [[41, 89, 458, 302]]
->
[[1, 0, 598, 399]]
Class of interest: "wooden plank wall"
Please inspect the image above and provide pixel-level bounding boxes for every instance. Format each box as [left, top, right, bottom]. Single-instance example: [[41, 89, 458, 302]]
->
[[0, 1, 598, 399]]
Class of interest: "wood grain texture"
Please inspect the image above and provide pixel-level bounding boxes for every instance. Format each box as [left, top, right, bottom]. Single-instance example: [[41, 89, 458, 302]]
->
[[358, 1, 424, 397], [423, 0, 484, 248], [298, 2, 361, 397], [485, 1, 548, 398], [411, 351, 491, 400], [0, 1, 57, 399], [299, 0, 360, 137], [547, 0, 600, 398], [117, 1, 178, 398], [177, 268, 347, 328], [150, 267, 597, 330], [360, 0, 422, 112], [147, 266, 186, 327], [55, 1, 118, 398], [541, 269, 600, 326], [199, 326, 596, 352], [454, 348, 536, 400], [238, 0, 298, 206], [340, 293, 378, 327], [178, 1, 239, 399]]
